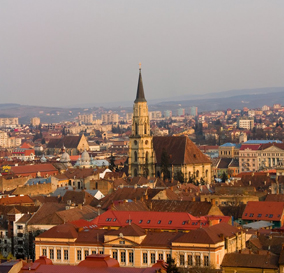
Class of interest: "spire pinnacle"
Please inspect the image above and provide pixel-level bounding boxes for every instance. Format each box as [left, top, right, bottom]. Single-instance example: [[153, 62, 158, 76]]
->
[[135, 63, 146, 103]]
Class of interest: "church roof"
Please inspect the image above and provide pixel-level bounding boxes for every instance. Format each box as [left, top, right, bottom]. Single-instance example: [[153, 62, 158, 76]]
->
[[153, 136, 212, 165], [47, 136, 81, 149], [134, 67, 146, 103]]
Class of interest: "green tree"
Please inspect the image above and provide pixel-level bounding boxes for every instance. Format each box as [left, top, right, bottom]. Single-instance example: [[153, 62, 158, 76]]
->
[[166, 257, 179, 273], [109, 153, 115, 171], [188, 174, 196, 184], [200, 177, 205, 185], [161, 149, 170, 180], [221, 171, 228, 182], [175, 170, 184, 183]]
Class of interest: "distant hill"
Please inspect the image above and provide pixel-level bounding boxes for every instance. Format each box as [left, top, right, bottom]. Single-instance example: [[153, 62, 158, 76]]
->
[[0, 87, 283, 123], [153, 90, 284, 112]]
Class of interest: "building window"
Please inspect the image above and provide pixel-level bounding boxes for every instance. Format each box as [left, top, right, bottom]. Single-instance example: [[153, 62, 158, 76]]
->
[[204, 255, 209, 266], [158, 253, 163, 260], [188, 255, 193, 266], [166, 254, 171, 261], [121, 251, 126, 263], [99, 250, 104, 254], [57, 249, 61, 260], [85, 250, 89, 258], [196, 255, 201, 266], [129, 251, 134, 263], [113, 251, 117, 260], [143, 253, 148, 264], [64, 250, 68, 260], [77, 250, 82, 260], [120, 240, 125, 244], [151, 253, 155, 264], [49, 249, 54, 260], [42, 249, 47, 256], [196, 170, 199, 178], [92, 250, 96, 254], [180, 254, 185, 266]]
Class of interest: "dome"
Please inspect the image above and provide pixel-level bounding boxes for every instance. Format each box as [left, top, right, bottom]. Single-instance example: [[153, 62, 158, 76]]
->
[[81, 149, 90, 163], [40, 154, 47, 163], [60, 151, 70, 163]]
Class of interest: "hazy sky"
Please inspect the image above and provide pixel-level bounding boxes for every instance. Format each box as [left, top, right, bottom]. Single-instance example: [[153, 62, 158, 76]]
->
[[1, 1, 284, 107]]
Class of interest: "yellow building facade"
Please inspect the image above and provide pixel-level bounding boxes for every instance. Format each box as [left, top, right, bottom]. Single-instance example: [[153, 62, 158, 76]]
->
[[35, 223, 245, 269]]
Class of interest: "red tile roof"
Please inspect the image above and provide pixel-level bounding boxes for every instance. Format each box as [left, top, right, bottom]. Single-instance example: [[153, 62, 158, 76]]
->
[[242, 201, 284, 221], [0, 195, 34, 206], [11, 163, 58, 175], [174, 222, 239, 244], [240, 144, 261, 151], [153, 136, 211, 165], [91, 210, 230, 231]]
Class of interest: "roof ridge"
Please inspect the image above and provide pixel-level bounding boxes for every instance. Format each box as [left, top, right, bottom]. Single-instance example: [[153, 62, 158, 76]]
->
[[183, 137, 187, 165]]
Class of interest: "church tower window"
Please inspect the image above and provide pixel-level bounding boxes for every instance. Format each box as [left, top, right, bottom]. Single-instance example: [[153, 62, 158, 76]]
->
[[134, 151, 138, 162]]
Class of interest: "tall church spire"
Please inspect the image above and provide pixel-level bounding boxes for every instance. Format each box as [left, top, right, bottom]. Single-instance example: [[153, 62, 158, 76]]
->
[[135, 63, 146, 103], [129, 64, 154, 178]]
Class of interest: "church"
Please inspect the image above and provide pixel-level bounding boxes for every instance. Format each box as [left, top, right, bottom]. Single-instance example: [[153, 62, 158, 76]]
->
[[128, 65, 212, 184]]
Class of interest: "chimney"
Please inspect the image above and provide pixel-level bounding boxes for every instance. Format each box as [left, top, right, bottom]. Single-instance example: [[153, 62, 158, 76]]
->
[[211, 199, 216, 206], [249, 181, 251, 186], [170, 186, 173, 191], [252, 172, 254, 176], [78, 204, 83, 210]]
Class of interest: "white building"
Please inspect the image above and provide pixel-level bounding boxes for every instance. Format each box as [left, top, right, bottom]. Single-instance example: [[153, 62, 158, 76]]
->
[[0, 117, 18, 127], [0, 131, 21, 148], [30, 117, 40, 126], [237, 118, 254, 130], [78, 114, 93, 124], [101, 113, 119, 124]]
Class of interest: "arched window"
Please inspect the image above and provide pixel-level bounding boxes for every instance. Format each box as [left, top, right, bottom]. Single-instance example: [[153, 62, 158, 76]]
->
[[95, 182, 98, 189], [144, 123, 147, 134], [196, 170, 199, 178], [144, 168, 149, 177], [134, 151, 138, 162], [205, 170, 208, 178], [134, 169, 138, 177], [145, 151, 149, 164], [135, 123, 138, 135]]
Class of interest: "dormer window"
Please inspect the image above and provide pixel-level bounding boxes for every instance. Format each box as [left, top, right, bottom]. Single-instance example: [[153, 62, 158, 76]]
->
[[168, 221, 172, 224]]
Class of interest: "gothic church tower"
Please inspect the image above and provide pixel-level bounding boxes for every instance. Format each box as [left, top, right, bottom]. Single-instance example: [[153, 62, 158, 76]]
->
[[129, 65, 155, 177]]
